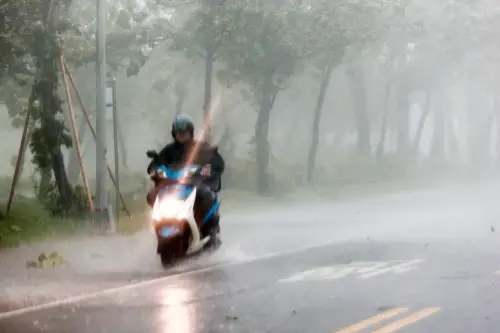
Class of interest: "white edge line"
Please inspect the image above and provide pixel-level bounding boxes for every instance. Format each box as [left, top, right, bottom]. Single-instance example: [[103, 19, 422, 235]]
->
[[0, 240, 337, 320]]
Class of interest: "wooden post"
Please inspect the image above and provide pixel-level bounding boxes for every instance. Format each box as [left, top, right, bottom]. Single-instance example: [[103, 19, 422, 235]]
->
[[5, 99, 32, 217], [60, 55, 94, 212], [62, 57, 132, 219]]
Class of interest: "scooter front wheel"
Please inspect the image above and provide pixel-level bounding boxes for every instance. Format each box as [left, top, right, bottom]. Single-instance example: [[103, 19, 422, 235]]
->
[[205, 227, 222, 251], [159, 251, 175, 268]]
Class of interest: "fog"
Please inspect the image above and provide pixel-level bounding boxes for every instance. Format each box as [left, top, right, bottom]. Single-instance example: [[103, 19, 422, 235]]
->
[[1, 0, 500, 233], [3, 0, 500, 316]]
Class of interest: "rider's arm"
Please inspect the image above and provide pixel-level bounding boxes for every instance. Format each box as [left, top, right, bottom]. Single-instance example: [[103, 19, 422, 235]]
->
[[147, 144, 174, 174], [146, 160, 156, 174]]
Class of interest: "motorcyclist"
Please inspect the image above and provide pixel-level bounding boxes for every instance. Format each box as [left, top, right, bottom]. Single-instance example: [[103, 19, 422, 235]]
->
[[147, 114, 225, 232]]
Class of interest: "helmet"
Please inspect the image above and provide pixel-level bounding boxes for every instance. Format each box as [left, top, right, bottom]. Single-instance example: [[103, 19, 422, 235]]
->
[[171, 114, 195, 140]]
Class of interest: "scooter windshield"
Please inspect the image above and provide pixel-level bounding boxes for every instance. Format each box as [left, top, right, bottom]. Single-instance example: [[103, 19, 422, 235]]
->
[[158, 184, 194, 200], [155, 164, 200, 181]]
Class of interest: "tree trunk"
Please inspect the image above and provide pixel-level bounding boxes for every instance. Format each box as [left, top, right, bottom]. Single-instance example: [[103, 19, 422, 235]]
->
[[430, 98, 445, 162], [376, 79, 392, 159], [348, 65, 371, 154], [412, 90, 432, 154], [67, 115, 87, 184], [37, 167, 52, 199], [254, 72, 276, 194], [51, 146, 73, 209], [37, 27, 74, 210], [306, 57, 336, 183], [40, 115, 74, 212], [396, 85, 410, 153], [446, 113, 459, 162]]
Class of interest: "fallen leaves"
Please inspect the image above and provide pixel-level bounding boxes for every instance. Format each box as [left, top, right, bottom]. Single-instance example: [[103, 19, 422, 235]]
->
[[26, 251, 65, 268]]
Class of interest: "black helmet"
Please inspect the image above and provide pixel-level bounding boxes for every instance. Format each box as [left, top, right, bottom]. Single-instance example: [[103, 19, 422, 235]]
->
[[171, 114, 195, 139]]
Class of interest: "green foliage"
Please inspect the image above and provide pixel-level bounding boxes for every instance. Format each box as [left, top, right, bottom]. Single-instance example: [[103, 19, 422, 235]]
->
[[217, 1, 306, 98], [305, 0, 388, 72], [41, 184, 90, 217], [2, 0, 500, 225], [3, 0, 80, 214], [28, 32, 71, 152], [0, 198, 72, 249], [43, 0, 173, 77]]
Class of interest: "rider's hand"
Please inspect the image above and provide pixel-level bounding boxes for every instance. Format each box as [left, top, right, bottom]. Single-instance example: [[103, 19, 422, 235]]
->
[[200, 164, 212, 177]]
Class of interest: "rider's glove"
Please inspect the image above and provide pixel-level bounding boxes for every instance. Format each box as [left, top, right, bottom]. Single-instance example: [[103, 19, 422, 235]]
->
[[200, 164, 212, 177]]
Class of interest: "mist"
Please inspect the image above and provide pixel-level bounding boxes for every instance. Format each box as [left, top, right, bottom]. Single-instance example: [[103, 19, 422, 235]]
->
[[3, 3, 500, 330], [2, 0, 500, 200]]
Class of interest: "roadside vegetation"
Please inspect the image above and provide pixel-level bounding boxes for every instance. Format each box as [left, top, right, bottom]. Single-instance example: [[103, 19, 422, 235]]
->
[[1, 0, 500, 248]]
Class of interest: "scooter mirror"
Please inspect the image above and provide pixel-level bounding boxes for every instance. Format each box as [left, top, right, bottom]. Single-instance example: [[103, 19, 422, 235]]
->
[[146, 150, 158, 159]]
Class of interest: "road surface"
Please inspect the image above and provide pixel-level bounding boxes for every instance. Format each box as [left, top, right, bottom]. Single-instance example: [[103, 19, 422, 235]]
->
[[1, 180, 500, 332]]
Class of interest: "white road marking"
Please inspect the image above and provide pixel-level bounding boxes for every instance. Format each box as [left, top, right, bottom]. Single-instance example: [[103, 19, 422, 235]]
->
[[0, 239, 340, 321], [353, 262, 389, 274], [358, 259, 424, 279], [280, 259, 424, 283]]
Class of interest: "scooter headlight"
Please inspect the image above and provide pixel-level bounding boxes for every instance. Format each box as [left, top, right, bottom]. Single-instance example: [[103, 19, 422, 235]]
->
[[151, 197, 184, 221]]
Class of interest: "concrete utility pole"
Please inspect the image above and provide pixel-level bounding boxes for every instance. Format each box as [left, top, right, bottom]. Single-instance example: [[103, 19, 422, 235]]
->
[[95, 0, 110, 227], [107, 75, 118, 232]]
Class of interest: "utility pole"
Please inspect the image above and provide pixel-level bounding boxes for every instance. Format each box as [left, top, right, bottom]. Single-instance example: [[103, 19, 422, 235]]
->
[[95, 0, 110, 228]]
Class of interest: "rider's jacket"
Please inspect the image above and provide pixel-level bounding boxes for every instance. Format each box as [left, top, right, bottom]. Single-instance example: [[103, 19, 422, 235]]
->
[[147, 140, 225, 191]]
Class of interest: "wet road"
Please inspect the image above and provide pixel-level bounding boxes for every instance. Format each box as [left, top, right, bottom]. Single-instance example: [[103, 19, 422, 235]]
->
[[1, 181, 500, 332]]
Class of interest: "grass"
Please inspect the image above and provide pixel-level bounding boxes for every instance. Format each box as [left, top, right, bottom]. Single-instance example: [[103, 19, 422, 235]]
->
[[115, 192, 149, 235], [1, 166, 495, 250], [0, 188, 154, 247], [0, 197, 77, 249], [0, 187, 294, 249], [0, 194, 151, 249]]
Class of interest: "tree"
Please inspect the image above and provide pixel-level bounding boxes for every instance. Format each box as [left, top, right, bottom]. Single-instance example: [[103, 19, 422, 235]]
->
[[217, 0, 309, 193], [168, 0, 235, 121], [0, 0, 38, 82], [390, 0, 500, 163], [305, 0, 385, 182], [1, 0, 79, 214]]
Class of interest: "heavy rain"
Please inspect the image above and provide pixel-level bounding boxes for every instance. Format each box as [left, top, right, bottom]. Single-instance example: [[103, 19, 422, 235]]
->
[[1, 0, 500, 332]]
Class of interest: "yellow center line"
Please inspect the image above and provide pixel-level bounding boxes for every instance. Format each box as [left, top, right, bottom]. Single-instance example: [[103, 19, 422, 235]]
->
[[371, 307, 441, 333], [333, 307, 409, 333]]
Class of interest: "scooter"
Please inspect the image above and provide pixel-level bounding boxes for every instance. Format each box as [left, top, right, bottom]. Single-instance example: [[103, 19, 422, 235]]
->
[[146, 150, 221, 266]]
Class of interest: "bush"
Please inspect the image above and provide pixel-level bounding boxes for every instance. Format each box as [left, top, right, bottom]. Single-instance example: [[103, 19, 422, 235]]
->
[[42, 183, 91, 218], [0, 197, 74, 248], [1, 150, 486, 249]]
